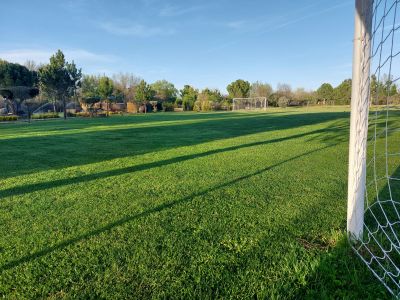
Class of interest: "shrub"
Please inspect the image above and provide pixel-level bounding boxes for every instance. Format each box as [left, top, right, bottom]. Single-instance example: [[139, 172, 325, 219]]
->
[[278, 96, 289, 108], [201, 100, 212, 111], [109, 111, 124, 115], [212, 102, 222, 111], [163, 102, 175, 112], [193, 100, 212, 112], [76, 112, 91, 117], [75, 111, 110, 118], [220, 100, 232, 111], [138, 105, 146, 113], [0, 115, 18, 122], [66, 112, 76, 117], [193, 100, 201, 112], [31, 113, 60, 119]]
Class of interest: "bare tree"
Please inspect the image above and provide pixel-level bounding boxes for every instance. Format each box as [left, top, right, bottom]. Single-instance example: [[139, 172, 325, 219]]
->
[[276, 83, 292, 99], [250, 81, 273, 99], [112, 72, 141, 102], [24, 60, 40, 72], [293, 88, 315, 106]]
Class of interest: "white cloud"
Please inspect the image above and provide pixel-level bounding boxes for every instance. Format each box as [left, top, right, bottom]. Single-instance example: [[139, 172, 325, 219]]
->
[[0, 49, 53, 64], [159, 4, 203, 17], [265, 2, 352, 33], [222, 1, 352, 35], [0, 48, 117, 65], [140, 0, 159, 7], [66, 49, 116, 63], [60, 0, 90, 11], [207, 1, 353, 53], [226, 21, 247, 30], [98, 21, 175, 37], [146, 67, 168, 75]]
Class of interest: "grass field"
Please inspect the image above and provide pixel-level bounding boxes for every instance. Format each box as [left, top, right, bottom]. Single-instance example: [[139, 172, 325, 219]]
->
[[0, 108, 392, 299]]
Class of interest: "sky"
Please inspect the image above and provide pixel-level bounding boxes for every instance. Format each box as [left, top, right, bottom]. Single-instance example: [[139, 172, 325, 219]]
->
[[0, 0, 355, 93]]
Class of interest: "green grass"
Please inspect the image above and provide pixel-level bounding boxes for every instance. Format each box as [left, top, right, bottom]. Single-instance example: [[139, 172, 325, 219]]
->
[[0, 108, 392, 299]]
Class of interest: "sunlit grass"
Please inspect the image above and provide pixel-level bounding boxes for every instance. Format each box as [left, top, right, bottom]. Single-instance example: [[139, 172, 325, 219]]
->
[[0, 108, 391, 299]]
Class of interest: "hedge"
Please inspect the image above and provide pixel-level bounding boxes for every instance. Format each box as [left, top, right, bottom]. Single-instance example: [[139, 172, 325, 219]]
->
[[0, 115, 18, 122]]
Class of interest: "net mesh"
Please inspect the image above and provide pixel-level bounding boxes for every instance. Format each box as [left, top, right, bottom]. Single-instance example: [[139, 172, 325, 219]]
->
[[232, 97, 267, 110], [352, 0, 400, 297]]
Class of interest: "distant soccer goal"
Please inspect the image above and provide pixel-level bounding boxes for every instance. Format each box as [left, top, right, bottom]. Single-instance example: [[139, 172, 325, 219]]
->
[[347, 0, 400, 297], [232, 97, 267, 111]]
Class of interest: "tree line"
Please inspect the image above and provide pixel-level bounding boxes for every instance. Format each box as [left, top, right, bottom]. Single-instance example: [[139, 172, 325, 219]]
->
[[1, 49, 399, 117]]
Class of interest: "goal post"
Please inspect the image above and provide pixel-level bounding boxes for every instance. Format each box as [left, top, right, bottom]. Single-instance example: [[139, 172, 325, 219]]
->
[[348, 0, 400, 296], [347, 0, 373, 240], [232, 97, 267, 111]]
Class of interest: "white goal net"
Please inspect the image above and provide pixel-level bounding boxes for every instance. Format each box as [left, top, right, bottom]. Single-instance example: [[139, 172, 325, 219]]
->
[[232, 97, 267, 111], [348, 0, 400, 297]]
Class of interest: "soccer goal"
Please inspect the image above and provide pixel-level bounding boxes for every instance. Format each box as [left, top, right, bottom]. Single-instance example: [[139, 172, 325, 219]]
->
[[232, 97, 267, 111], [348, 0, 400, 296]]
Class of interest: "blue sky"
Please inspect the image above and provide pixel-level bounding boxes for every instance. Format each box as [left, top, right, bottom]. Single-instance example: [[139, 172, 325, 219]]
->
[[0, 0, 355, 93]]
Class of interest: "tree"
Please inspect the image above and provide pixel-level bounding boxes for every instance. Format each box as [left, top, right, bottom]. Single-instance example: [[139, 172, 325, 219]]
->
[[370, 74, 379, 97], [112, 72, 141, 103], [66, 60, 82, 109], [194, 88, 223, 111], [98, 76, 114, 116], [383, 74, 398, 97], [38, 50, 82, 119], [151, 80, 178, 102], [80, 96, 100, 116], [250, 81, 273, 103], [389, 83, 398, 96], [334, 79, 352, 105], [135, 80, 154, 113], [180, 85, 198, 111], [276, 83, 292, 98], [369, 74, 399, 104], [0, 86, 39, 115], [207, 88, 223, 103], [317, 83, 334, 104], [278, 96, 289, 108], [0, 59, 37, 87], [194, 91, 211, 112], [24, 60, 40, 72], [293, 88, 315, 106], [81, 75, 100, 99], [270, 83, 293, 106], [227, 79, 250, 98]]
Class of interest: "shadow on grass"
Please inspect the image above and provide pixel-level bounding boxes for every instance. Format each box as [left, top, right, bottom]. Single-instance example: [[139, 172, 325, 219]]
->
[[0, 112, 349, 179], [0, 111, 286, 132], [249, 180, 393, 299], [0, 112, 289, 140], [342, 166, 400, 299], [288, 173, 397, 299], [295, 236, 392, 299], [0, 126, 346, 200], [0, 143, 336, 273], [296, 119, 400, 300], [0, 112, 276, 137]]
